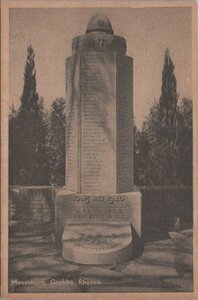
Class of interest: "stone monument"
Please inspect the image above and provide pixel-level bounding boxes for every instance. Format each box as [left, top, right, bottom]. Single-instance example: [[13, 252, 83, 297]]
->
[[55, 15, 142, 264]]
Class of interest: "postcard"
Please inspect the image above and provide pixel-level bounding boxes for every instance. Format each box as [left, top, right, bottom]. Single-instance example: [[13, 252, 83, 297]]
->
[[1, 0, 197, 299]]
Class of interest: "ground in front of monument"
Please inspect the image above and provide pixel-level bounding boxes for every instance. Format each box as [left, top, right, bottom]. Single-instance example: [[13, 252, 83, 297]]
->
[[9, 220, 193, 293]]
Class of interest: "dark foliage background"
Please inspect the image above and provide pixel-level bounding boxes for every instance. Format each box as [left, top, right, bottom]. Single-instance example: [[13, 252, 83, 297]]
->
[[9, 47, 192, 187], [46, 97, 66, 185]]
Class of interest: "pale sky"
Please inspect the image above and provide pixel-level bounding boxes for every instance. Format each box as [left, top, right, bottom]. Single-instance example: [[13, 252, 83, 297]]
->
[[9, 7, 192, 128]]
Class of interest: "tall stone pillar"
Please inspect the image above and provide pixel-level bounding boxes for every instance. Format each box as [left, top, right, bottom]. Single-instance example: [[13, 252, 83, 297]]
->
[[55, 15, 142, 264]]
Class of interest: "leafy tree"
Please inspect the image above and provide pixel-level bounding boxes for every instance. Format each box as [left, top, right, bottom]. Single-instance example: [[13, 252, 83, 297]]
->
[[46, 98, 66, 185], [135, 49, 192, 186], [159, 48, 178, 132], [134, 125, 150, 185], [9, 46, 50, 185], [177, 98, 192, 185]]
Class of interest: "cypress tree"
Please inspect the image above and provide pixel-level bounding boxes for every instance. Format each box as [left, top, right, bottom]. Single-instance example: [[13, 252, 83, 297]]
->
[[9, 46, 50, 185], [137, 49, 180, 185], [159, 48, 179, 134], [20, 45, 39, 112]]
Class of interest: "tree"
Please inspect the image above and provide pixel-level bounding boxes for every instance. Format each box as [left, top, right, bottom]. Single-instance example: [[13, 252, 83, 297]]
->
[[177, 98, 192, 185], [159, 48, 178, 132], [9, 46, 50, 185], [134, 125, 150, 185], [134, 49, 192, 186], [46, 98, 66, 185], [20, 45, 39, 112]]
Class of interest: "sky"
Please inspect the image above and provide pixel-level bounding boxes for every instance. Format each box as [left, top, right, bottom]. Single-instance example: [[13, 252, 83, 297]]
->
[[9, 7, 192, 128]]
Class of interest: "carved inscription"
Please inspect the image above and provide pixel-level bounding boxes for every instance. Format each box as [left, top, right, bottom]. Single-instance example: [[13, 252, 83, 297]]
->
[[81, 52, 116, 193], [74, 233, 117, 249], [67, 206, 128, 220], [65, 49, 133, 193], [72, 35, 126, 55], [73, 195, 125, 204], [65, 195, 128, 220]]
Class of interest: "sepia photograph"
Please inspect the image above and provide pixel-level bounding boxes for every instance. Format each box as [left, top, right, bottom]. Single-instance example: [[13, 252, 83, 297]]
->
[[1, 0, 197, 299]]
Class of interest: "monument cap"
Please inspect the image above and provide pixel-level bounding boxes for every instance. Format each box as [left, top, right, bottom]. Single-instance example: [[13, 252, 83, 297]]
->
[[86, 14, 114, 35]]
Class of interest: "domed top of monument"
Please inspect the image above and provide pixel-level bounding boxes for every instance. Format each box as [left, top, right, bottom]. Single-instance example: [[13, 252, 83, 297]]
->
[[86, 14, 114, 35]]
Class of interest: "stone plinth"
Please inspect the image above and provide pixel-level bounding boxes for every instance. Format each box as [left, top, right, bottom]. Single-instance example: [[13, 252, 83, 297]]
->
[[62, 222, 132, 264], [55, 189, 141, 250]]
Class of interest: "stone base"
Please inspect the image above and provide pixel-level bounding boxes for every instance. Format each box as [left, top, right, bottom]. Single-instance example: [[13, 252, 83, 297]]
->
[[62, 221, 132, 264], [55, 188, 142, 251]]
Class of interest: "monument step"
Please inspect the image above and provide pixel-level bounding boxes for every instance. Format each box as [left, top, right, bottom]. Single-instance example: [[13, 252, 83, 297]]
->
[[62, 221, 133, 265]]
